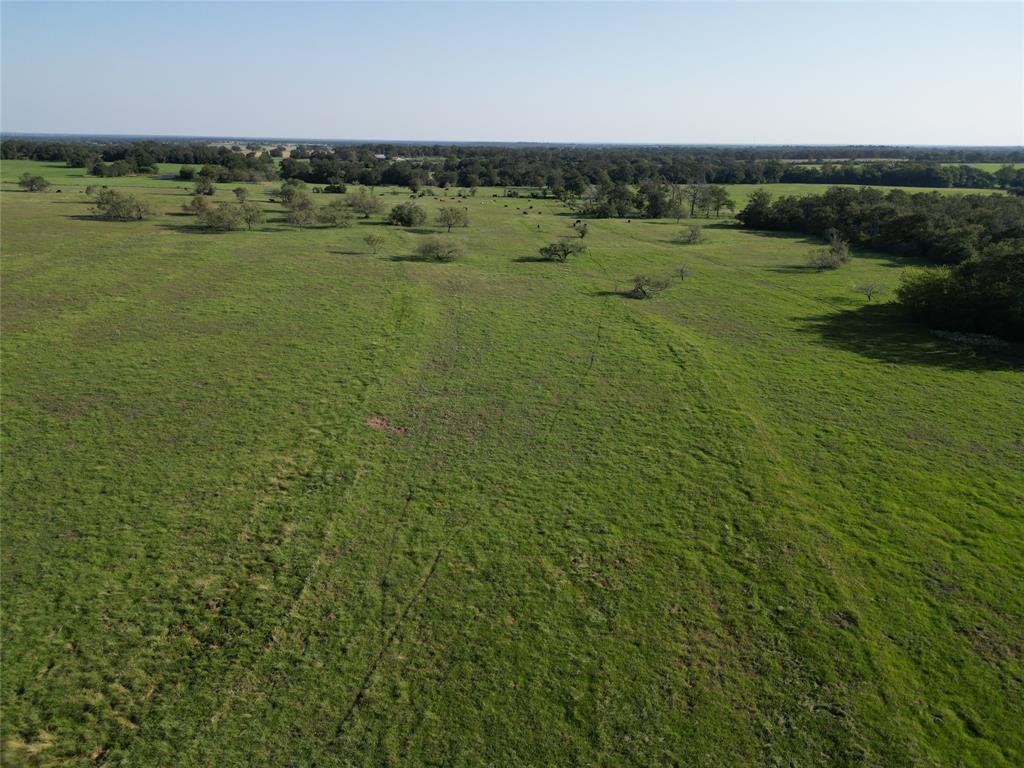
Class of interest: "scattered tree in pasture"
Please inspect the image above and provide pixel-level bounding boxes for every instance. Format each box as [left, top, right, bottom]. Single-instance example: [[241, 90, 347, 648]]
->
[[415, 237, 465, 262], [317, 199, 354, 227], [630, 274, 670, 299], [808, 230, 853, 270], [388, 201, 427, 227], [198, 202, 245, 231], [182, 195, 211, 215], [676, 264, 694, 281], [851, 282, 886, 301], [194, 176, 216, 196], [708, 185, 735, 217], [279, 179, 311, 210], [240, 202, 265, 230], [437, 206, 469, 232], [677, 224, 705, 244], [92, 189, 154, 221], [350, 189, 384, 218], [538, 238, 588, 262], [178, 165, 196, 180], [575, 221, 589, 238], [18, 172, 49, 192], [233, 187, 248, 202], [364, 233, 386, 254], [286, 205, 317, 228]]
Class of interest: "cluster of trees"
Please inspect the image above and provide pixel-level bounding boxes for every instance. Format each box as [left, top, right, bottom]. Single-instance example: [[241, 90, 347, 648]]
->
[[576, 182, 734, 219], [737, 187, 1024, 340], [5, 138, 1022, 194], [779, 161, 1024, 191]]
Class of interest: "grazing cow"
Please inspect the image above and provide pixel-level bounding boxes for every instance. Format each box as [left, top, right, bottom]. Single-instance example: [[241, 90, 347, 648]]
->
[[574, 219, 581, 226], [56, 189, 61, 193], [627, 219, 631, 223]]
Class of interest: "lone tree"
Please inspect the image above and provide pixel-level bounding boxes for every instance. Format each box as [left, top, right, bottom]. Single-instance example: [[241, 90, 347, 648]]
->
[[851, 282, 886, 301], [809, 230, 852, 270], [415, 237, 465, 262], [676, 224, 705, 245], [92, 189, 154, 221], [18, 172, 50, 192], [279, 179, 311, 210], [198, 202, 245, 231], [388, 201, 427, 227], [316, 199, 353, 227], [286, 205, 317, 228], [538, 238, 587, 262], [364, 233, 386, 254], [350, 189, 383, 218], [630, 274, 670, 299], [437, 206, 469, 232], [233, 187, 248, 203], [194, 177, 216, 196], [676, 264, 694, 281], [240, 202, 265, 230], [575, 221, 589, 239], [182, 195, 211, 215]]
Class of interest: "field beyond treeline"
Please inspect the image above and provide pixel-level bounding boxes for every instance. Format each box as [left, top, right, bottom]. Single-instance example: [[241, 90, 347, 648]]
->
[[2, 160, 1022, 766]]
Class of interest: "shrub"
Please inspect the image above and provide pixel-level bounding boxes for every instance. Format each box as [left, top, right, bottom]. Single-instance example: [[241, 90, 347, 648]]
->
[[316, 200, 353, 227], [676, 224, 705, 244], [92, 189, 154, 221], [178, 166, 196, 180], [286, 206, 317, 228], [389, 201, 428, 227], [538, 238, 587, 262], [18, 172, 50, 192], [198, 202, 244, 231], [630, 275, 670, 299], [233, 187, 248, 202], [182, 195, 211, 215], [415, 237, 465, 262], [350, 189, 383, 218], [364, 234, 386, 254], [809, 232, 852, 270]]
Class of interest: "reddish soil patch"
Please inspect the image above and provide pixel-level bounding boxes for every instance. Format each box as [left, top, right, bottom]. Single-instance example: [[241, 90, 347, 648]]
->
[[366, 416, 409, 435]]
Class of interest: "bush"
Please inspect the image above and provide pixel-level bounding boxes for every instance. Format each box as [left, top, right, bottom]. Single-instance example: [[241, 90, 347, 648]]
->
[[388, 201, 428, 227], [239, 202, 265, 230], [18, 172, 49, 192], [285, 206, 317, 228], [676, 224, 705, 244], [178, 166, 196, 180], [350, 189, 383, 218], [198, 202, 244, 231], [182, 195, 210, 215], [538, 238, 587, 262], [364, 234, 386, 254], [809, 232, 852, 270], [415, 237, 465, 262], [92, 189, 154, 221], [233, 187, 248, 202], [630, 275, 670, 299], [194, 177, 216, 196], [317, 200, 353, 227]]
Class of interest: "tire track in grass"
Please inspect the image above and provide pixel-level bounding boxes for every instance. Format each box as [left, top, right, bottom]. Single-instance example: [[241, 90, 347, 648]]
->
[[154, 284, 420, 760]]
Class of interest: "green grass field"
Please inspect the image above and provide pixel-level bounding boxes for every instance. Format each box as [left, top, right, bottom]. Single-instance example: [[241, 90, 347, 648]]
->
[[2, 161, 1022, 767]]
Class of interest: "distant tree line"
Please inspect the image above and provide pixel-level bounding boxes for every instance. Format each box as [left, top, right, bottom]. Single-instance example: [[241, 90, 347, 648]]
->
[[4, 139, 1022, 192], [737, 187, 1024, 341]]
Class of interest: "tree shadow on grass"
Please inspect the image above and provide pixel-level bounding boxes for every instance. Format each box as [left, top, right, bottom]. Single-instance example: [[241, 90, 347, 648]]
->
[[800, 302, 1023, 371], [328, 250, 366, 256]]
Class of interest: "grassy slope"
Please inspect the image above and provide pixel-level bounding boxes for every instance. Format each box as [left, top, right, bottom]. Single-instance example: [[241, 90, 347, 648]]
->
[[2, 162, 1022, 767]]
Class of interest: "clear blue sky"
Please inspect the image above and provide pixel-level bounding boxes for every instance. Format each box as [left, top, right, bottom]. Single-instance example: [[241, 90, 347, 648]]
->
[[2, 1, 1022, 144]]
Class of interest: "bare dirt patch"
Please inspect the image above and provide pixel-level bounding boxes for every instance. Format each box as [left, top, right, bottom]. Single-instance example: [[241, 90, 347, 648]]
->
[[366, 416, 408, 435]]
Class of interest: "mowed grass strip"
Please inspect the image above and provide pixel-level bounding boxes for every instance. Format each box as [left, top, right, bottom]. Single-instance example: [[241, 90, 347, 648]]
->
[[2, 162, 1022, 766]]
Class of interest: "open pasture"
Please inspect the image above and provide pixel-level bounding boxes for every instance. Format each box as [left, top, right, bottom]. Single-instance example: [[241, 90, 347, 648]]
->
[[2, 162, 1022, 766]]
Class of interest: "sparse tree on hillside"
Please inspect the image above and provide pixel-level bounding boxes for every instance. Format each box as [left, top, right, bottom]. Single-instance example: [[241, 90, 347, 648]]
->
[[538, 238, 588, 262], [416, 237, 465, 262], [194, 176, 216, 196], [350, 189, 384, 218], [364, 233, 386, 254], [317, 199, 353, 227], [183, 195, 211, 215], [852, 282, 886, 301], [240, 202, 265, 230], [388, 201, 427, 227], [630, 274, 670, 299], [93, 189, 154, 221], [18, 172, 49, 192], [233, 187, 248, 202], [677, 224, 705, 244], [198, 202, 245, 231], [437, 206, 469, 232]]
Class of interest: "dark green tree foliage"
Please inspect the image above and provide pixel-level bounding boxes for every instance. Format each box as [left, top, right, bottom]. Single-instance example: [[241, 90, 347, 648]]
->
[[738, 186, 1024, 264], [388, 201, 427, 227], [18, 172, 49, 191], [896, 240, 1024, 341], [194, 177, 216, 196], [415, 237, 465, 262], [538, 239, 588, 262], [198, 202, 245, 231], [92, 189, 154, 221]]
